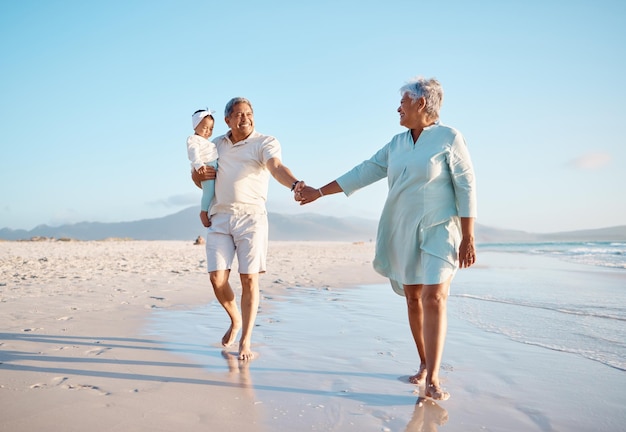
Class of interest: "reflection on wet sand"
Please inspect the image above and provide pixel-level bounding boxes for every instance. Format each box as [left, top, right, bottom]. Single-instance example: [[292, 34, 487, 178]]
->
[[405, 397, 448, 432], [221, 350, 254, 392]]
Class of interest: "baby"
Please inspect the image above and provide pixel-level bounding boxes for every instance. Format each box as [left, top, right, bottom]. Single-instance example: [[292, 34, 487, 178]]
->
[[187, 109, 219, 227]]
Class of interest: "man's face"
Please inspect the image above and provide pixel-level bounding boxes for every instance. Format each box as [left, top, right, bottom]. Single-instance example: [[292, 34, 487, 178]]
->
[[225, 102, 254, 140]]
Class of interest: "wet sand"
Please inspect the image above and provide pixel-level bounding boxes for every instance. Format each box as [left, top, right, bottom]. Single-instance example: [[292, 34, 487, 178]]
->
[[1, 241, 624, 431]]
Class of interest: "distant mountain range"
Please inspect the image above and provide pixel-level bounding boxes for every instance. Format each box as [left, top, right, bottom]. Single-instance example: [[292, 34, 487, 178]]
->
[[0, 207, 378, 242], [1, 206, 625, 243]]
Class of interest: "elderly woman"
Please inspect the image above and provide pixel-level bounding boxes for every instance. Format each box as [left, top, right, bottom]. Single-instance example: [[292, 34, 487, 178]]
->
[[297, 76, 477, 401]]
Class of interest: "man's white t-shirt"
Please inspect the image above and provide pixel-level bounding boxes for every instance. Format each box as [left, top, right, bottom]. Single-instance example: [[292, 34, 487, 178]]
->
[[210, 131, 281, 216]]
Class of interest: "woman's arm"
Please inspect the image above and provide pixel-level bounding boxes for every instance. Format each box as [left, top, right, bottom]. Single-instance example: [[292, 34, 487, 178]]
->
[[297, 139, 391, 204], [298, 181, 344, 204]]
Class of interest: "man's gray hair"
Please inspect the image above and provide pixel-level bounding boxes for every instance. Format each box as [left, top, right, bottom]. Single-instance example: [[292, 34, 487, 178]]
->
[[399, 77, 444, 119], [224, 97, 253, 117]]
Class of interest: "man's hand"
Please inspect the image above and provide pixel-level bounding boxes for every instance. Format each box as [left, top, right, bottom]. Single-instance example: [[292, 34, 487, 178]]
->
[[292, 181, 306, 201], [191, 166, 216, 188]]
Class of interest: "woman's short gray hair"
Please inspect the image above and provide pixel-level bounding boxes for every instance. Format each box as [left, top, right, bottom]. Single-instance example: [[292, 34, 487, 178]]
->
[[224, 97, 253, 117], [399, 77, 444, 118]]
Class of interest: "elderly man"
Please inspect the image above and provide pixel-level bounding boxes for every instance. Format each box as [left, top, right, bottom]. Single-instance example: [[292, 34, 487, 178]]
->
[[193, 97, 304, 360]]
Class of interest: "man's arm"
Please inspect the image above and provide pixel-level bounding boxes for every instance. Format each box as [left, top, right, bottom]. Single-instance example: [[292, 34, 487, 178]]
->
[[266, 157, 300, 190]]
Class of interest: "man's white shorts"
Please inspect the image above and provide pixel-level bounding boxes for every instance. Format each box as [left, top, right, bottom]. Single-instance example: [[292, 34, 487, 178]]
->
[[205, 213, 268, 274]]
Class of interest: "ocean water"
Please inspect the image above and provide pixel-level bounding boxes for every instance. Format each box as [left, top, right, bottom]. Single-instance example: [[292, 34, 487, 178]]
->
[[452, 242, 626, 371], [478, 241, 626, 269]]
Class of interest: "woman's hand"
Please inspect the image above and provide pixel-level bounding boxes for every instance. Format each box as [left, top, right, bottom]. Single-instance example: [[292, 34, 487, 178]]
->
[[297, 181, 343, 204], [298, 185, 322, 205], [459, 236, 476, 268]]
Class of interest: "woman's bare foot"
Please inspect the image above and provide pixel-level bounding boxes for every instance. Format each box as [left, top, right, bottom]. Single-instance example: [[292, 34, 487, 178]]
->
[[238, 340, 254, 361], [221, 322, 241, 347], [425, 383, 450, 401], [409, 364, 428, 385]]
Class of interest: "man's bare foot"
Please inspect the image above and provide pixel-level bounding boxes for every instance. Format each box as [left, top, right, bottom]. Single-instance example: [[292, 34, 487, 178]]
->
[[221, 323, 241, 347], [238, 340, 254, 361], [409, 364, 428, 385], [425, 383, 450, 401], [200, 211, 210, 227]]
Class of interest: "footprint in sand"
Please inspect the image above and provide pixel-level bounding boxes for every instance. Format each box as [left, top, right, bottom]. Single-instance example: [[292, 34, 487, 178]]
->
[[85, 347, 111, 356], [52, 376, 68, 386], [30, 376, 68, 389], [53, 345, 79, 351], [441, 363, 454, 371], [61, 383, 110, 396]]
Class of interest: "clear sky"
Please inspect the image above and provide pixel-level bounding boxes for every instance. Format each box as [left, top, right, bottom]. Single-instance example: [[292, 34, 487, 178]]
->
[[1, 0, 624, 233]]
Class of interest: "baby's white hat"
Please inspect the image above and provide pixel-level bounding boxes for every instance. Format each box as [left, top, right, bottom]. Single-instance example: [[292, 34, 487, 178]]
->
[[192, 109, 215, 129]]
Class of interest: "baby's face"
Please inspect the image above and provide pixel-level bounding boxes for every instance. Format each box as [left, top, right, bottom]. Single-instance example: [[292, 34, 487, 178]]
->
[[194, 116, 214, 139]]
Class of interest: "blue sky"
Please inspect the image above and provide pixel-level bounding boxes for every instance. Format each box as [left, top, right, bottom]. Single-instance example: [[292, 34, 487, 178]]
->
[[1, 0, 624, 233]]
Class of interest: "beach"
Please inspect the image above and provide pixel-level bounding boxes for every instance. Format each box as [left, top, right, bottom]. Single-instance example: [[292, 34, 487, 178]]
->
[[1, 240, 625, 431]]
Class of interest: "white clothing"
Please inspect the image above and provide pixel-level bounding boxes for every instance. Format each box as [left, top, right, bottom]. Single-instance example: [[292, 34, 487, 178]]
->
[[186, 135, 218, 171], [192, 109, 215, 129], [210, 130, 282, 216], [205, 213, 268, 274]]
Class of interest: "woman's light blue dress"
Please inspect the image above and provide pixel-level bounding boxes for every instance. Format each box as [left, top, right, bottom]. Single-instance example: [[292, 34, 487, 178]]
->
[[336, 123, 477, 295]]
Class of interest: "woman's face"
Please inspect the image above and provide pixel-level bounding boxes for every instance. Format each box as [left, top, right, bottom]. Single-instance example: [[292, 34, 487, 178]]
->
[[398, 93, 422, 129]]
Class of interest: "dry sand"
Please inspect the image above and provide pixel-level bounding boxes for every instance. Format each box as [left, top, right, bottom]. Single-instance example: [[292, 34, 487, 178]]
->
[[1, 240, 624, 431]]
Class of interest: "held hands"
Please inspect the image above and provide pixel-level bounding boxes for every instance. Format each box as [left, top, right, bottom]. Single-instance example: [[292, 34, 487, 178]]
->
[[298, 186, 322, 205], [293, 181, 322, 205], [292, 181, 322, 205]]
